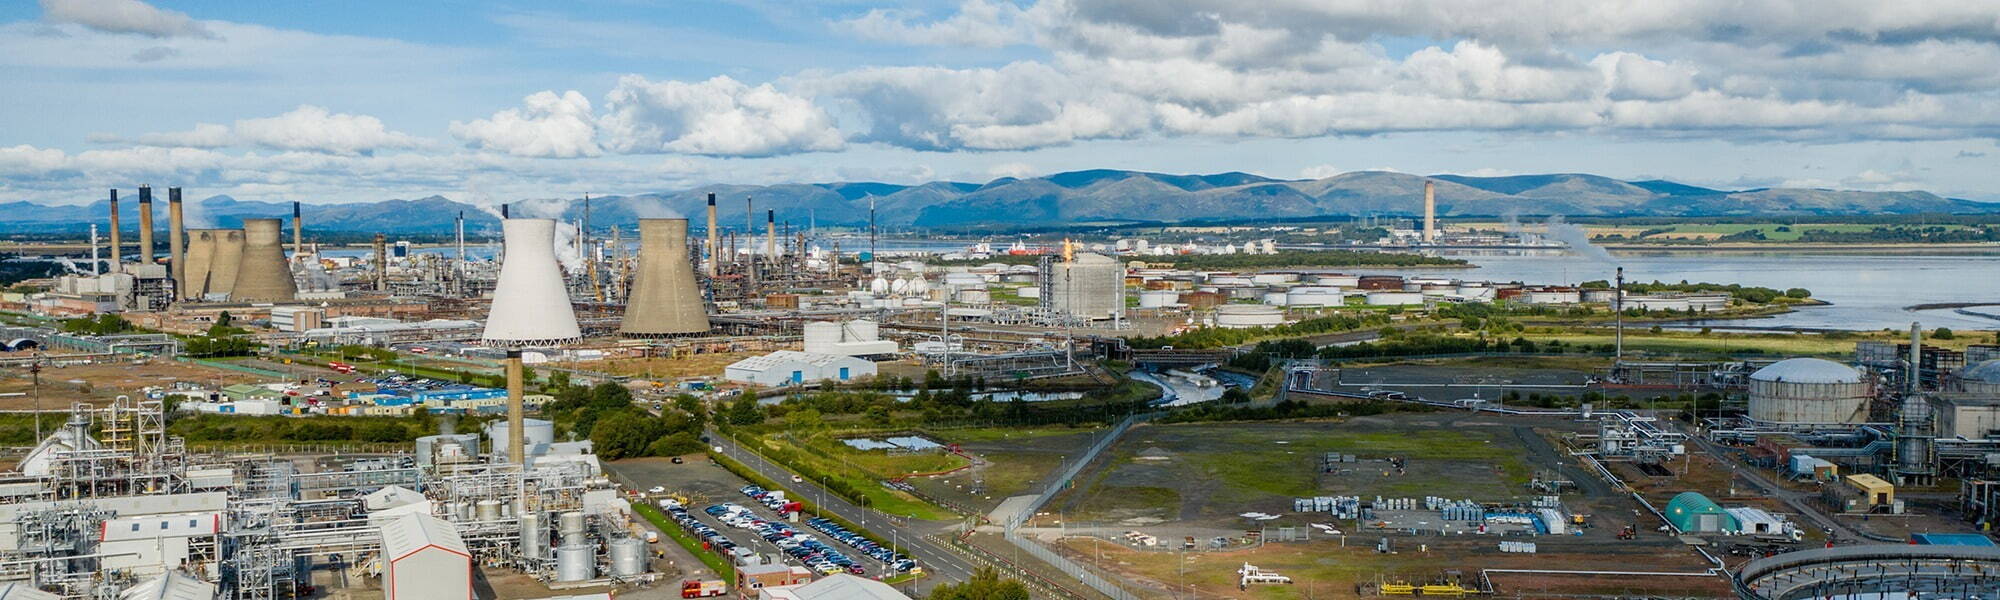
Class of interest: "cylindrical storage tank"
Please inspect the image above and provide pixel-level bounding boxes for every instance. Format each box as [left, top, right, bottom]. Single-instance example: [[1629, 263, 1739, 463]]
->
[[520, 513, 546, 560], [803, 322, 841, 353], [1957, 360, 2000, 395], [1226, 286, 1265, 300], [943, 273, 984, 287], [1364, 291, 1425, 306], [1287, 288, 1345, 308], [556, 544, 594, 581], [1262, 291, 1289, 305], [1357, 275, 1403, 290], [1250, 273, 1296, 285], [1215, 305, 1284, 329], [957, 288, 991, 303], [1016, 285, 1040, 299], [609, 537, 647, 577], [846, 319, 878, 342], [1209, 274, 1253, 286], [559, 511, 587, 538], [1048, 253, 1125, 320], [1138, 290, 1178, 308], [1312, 273, 1359, 287], [1746, 358, 1871, 425], [476, 500, 503, 521], [1002, 273, 1037, 283], [1581, 289, 1617, 303]]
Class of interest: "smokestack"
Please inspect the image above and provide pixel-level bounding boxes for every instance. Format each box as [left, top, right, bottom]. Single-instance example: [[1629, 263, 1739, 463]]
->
[[620, 219, 711, 338], [182, 230, 217, 300], [1910, 322, 1923, 393], [481, 218, 583, 464], [234, 219, 298, 301], [706, 193, 718, 277], [766, 209, 776, 260], [108, 189, 122, 273], [1614, 266, 1624, 365], [585, 194, 601, 302], [169, 188, 184, 299], [373, 233, 388, 291], [501, 203, 510, 219], [1422, 179, 1436, 243], [291, 201, 303, 263], [456, 211, 466, 288], [138, 185, 155, 266]]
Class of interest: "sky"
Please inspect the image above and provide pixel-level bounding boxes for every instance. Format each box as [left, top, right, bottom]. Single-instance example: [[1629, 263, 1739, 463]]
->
[[4, 0, 1999, 206]]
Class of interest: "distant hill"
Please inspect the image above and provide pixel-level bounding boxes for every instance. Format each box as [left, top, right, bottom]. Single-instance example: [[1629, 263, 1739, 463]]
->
[[4, 170, 1993, 233]]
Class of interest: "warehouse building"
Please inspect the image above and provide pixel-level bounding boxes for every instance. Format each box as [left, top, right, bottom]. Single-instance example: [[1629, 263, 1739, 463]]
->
[[725, 351, 876, 386], [757, 574, 912, 600]]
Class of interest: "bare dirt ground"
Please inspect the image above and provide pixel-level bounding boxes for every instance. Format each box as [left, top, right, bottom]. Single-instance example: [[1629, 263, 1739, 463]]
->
[[0, 358, 264, 408], [910, 427, 1104, 515]]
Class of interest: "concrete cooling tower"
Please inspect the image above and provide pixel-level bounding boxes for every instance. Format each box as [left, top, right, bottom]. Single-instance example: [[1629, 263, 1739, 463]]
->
[[208, 229, 245, 298], [482, 218, 581, 347], [620, 218, 710, 337], [233, 218, 297, 301], [181, 230, 217, 299]]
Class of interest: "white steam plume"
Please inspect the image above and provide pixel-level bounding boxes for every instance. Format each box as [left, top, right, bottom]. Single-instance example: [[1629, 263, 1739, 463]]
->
[[1544, 215, 1616, 264], [628, 197, 682, 219]]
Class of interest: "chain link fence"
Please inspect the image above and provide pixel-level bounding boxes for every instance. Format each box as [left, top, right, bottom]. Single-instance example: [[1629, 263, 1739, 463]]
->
[[999, 412, 1157, 600]]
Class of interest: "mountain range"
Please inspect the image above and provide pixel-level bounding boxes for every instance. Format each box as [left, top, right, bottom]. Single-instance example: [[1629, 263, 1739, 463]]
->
[[2, 170, 1992, 234]]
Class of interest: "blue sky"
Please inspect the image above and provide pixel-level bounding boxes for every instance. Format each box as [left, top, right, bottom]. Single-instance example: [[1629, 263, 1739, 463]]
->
[[4, 0, 1998, 206]]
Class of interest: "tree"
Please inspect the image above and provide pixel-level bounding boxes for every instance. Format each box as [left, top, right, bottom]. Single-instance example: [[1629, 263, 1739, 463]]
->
[[216, 311, 234, 327], [1933, 327, 1956, 340], [590, 411, 664, 460], [588, 381, 633, 409], [928, 567, 1029, 600], [726, 396, 764, 426]]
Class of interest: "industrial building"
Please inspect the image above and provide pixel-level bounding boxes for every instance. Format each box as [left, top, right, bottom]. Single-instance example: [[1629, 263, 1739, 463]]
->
[[1046, 252, 1124, 321], [725, 351, 876, 386], [379, 513, 472, 600], [801, 320, 897, 356], [1663, 492, 1736, 533]]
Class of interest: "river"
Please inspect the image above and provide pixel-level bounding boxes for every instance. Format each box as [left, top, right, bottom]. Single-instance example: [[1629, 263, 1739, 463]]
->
[[1385, 250, 2000, 331]]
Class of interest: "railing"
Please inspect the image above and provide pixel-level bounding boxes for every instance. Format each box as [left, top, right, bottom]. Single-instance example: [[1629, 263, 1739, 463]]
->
[[997, 411, 1159, 600]]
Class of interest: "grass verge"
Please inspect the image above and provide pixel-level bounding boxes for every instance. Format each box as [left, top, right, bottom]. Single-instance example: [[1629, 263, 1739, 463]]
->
[[633, 502, 735, 581]]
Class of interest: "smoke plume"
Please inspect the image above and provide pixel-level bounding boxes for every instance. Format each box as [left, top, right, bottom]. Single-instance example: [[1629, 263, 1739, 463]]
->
[[628, 197, 682, 219], [1544, 215, 1616, 264]]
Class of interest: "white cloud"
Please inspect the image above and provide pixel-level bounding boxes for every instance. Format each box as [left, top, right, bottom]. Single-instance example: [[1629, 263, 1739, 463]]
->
[[1298, 164, 1343, 179], [837, 0, 1039, 47], [987, 162, 1039, 178], [102, 106, 424, 155], [599, 75, 845, 157], [39, 0, 213, 39], [451, 91, 602, 158], [800, 62, 1152, 151]]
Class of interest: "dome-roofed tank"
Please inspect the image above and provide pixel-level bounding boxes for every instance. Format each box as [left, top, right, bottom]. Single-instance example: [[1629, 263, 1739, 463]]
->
[[1747, 358, 1872, 425], [1955, 360, 2000, 395]]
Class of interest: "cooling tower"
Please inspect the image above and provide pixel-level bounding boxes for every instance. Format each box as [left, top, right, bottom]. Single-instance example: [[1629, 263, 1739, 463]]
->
[[207, 229, 245, 299], [107, 189, 122, 273], [182, 230, 219, 300], [138, 185, 155, 265], [169, 188, 184, 300], [620, 219, 711, 337], [233, 219, 297, 301], [482, 219, 582, 347]]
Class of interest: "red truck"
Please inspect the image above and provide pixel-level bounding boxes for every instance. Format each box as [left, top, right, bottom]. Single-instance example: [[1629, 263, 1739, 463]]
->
[[681, 579, 727, 598]]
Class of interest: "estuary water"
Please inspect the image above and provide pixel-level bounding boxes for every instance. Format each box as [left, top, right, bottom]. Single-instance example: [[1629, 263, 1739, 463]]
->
[[1394, 250, 2000, 331]]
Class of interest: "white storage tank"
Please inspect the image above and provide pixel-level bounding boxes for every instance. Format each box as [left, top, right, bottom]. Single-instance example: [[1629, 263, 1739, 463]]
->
[[1048, 253, 1125, 320], [484, 418, 555, 453], [476, 500, 503, 521], [556, 543, 595, 582], [1016, 286, 1040, 299], [1262, 291, 1289, 305], [609, 537, 648, 577], [1311, 273, 1359, 287], [1251, 273, 1296, 285], [1364, 291, 1425, 306], [559, 511, 587, 538], [803, 321, 842, 353], [1208, 274, 1253, 286], [1286, 287, 1345, 307], [1138, 290, 1179, 308], [1214, 305, 1284, 329], [520, 513, 546, 560], [957, 288, 992, 303], [1747, 358, 1871, 425]]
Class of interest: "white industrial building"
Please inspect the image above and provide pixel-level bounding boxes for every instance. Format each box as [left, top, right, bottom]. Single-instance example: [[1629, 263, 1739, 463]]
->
[[726, 351, 876, 386], [116, 572, 214, 600], [802, 320, 898, 356], [98, 512, 222, 576], [379, 513, 471, 600], [0, 582, 58, 600]]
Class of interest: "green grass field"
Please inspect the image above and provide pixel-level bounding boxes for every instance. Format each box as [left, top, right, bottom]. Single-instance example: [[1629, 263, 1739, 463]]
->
[[753, 434, 965, 521], [634, 503, 735, 581]]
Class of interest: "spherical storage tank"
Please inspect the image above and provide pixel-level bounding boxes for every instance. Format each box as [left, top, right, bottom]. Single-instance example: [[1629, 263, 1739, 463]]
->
[[609, 537, 648, 577], [1747, 358, 1871, 425], [1214, 305, 1284, 329]]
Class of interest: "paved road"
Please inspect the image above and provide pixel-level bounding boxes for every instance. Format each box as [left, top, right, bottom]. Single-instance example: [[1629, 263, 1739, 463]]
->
[[705, 429, 983, 593], [1685, 434, 1862, 543]]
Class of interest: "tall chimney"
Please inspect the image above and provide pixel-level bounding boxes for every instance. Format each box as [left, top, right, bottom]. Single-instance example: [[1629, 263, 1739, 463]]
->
[[108, 189, 122, 273], [138, 185, 155, 266], [1910, 322, 1923, 393], [455, 211, 466, 286], [1422, 179, 1436, 243], [481, 218, 584, 464], [169, 188, 184, 299], [705, 193, 718, 276], [765, 209, 777, 261], [620, 218, 711, 337], [584, 194, 601, 302], [501, 203, 510, 219], [373, 233, 388, 291], [291, 201, 303, 263], [745, 196, 754, 260]]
